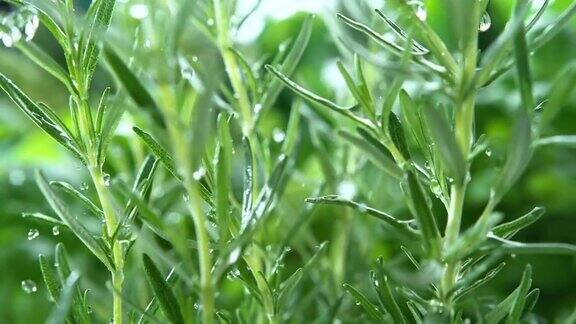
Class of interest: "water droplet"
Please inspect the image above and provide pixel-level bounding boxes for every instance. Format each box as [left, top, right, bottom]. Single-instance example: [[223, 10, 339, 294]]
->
[[479, 12, 492, 32], [192, 167, 206, 181], [182, 194, 190, 202], [129, 4, 149, 20], [52, 226, 60, 236], [485, 149, 492, 157], [272, 128, 286, 143], [337, 180, 357, 200], [207, 18, 215, 26], [24, 14, 39, 41], [9, 169, 26, 186], [27, 228, 39, 240], [80, 182, 89, 191], [415, 4, 427, 21], [228, 248, 241, 264], [431, 179, 442, 198], [21, 280, 37, 293], [103, 173, 111, 187], [254, 103, 263, 114]]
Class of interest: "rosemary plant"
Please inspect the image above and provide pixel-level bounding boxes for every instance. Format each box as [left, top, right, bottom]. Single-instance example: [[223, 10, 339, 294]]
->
[[2, 0, 576, 323], [268, 0, 576, 322]]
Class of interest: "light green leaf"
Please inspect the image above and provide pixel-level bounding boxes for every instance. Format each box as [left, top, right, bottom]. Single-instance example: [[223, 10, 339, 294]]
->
[[0, 72, 82, 160], [421, 106, 466, 185], [343, 284, 386, 322], [36, 171, 113, 270], [46, 271, 80, 324], [506, 265, 532, 324], [405, 172, 441, 257], [39, 254, 62, 303], [305, 195, 417, 239], [258, 15, 313, 121], [371, 262, 407, 324], [104, 46, 166, 128], [142, 254, 184, 324], [492, 207, 544, 239], [50, 181, 103, 217], [339, 130, 403, 179]]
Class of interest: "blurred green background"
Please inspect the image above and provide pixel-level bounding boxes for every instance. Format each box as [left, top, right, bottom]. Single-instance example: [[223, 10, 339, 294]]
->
[[1, 0, 576, 322]]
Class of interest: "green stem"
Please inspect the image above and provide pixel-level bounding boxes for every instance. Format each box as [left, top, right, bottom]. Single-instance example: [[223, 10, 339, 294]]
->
[[184, 180, 215, 324], [213, 0, 253, 135], [89, 164, 124, 324], [441, 183, 466, 303]]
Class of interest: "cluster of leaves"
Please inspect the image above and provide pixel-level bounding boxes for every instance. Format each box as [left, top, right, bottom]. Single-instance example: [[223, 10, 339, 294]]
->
[[2, 0, 576, 323]]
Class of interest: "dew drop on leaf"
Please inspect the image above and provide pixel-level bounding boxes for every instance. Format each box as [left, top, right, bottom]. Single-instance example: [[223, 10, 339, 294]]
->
[[272, 128, 286, 143], [80, 182, 89, 191], [103, 173, 111, 187], [129, 4, 149, 20], [52, 226, 60, 236], [479, 12, 492, 32], [193, 167, 206, 181], [27, 228, 39, 240], [337, 180, 357, 200], [21, 279, 37, 294], [415, 4, 427, 21]]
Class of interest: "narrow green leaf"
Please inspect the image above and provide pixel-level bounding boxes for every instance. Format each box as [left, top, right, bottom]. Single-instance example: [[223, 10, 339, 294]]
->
[[339, 130, 403, 179], [477, 1, 530, 85], [104, 47, 166, 128], [371, 265, 406, 324], [133, 127, 180, 180], [454, 262, 506, 301], [46, 271, 80, 324], [399, 90, 428, 152], [280, 101, 301, 156], [16, 42, 71, 87], [534, 136, 576, 149], [36, 171, 113, 270], [523, 288, 540, 318], [39, 254, 61, 303], [215, 115, 232, 243], [305, 195, 417, 239], [506, 265, 532, 324], [258, 15, 313, 119], [142, 254, 184, 324], [0, 72, 82, 160], [492, 207, 545, 239], [276, 243, 327, 310], [513, 1, 535, 111], [336, 61, 370, 117], [421, 106, 466, 185], [405, 172, 441, 257], [22, 212, 64, 226], [241, 137, 254, 225], [98, 91, 126, 163], [50, 181, 103, 217], [490, 236, 576, 256], [491, 110, 532, 203], [343, 284, 386, 322], [485, 286, 520, 323], [265, 65, 370, 127], [388, 112, 410, 160], [83, 0, 116, 87]]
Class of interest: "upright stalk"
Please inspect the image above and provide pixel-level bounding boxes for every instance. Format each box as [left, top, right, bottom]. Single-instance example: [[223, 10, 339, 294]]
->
[[441, 2, 485, 307], [213, 0, 253, 135], [163, 93, 215, 323], [89, 163, 124, 324]]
